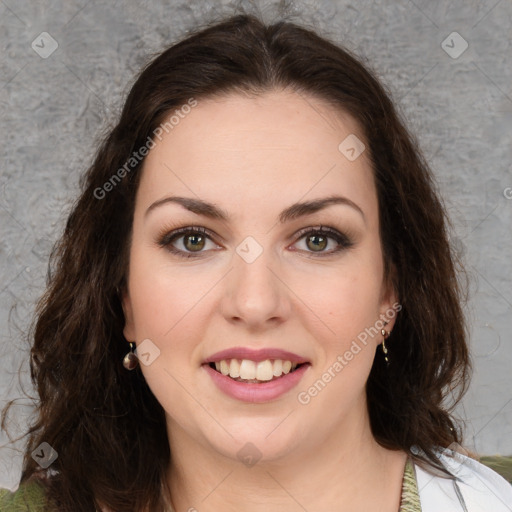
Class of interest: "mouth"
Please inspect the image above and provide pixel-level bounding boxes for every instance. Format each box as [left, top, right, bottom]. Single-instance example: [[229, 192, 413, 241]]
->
[[206, 359, 309, 383]]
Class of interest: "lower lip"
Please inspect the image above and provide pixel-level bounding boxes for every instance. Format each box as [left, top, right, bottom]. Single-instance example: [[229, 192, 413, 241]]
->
[[203, 363, 310, 403]]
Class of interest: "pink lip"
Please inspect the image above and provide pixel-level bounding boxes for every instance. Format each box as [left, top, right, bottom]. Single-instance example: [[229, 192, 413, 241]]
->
[[202, 363, 311, 403], [203, 347, 309, 364]]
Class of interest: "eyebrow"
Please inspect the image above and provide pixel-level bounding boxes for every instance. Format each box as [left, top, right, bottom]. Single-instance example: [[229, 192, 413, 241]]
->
[[145, 195, 365, 223]]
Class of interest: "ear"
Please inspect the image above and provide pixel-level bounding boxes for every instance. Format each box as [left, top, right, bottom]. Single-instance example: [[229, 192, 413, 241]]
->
[[378, 263, 400, 333], [121, 286, 136, 341]]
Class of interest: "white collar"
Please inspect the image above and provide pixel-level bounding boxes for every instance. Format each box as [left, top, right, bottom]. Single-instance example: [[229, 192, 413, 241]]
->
[[412, 446, 512, 511]]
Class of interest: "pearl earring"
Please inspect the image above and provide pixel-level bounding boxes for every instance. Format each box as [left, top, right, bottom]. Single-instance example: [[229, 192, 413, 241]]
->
[[123, 341, 139, 370]]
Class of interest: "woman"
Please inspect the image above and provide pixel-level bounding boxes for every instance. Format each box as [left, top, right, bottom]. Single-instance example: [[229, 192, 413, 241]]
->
[[1, 12, 511, 512]]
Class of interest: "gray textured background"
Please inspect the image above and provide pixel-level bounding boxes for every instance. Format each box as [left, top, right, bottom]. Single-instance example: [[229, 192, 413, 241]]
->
[[1, 0, 511, 489]]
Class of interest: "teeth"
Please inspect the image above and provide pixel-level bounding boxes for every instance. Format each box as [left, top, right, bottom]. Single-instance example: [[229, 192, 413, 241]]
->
[[229, 359, 240, 378], [219, 360, 230, 375], [272, 359, 283, 376], [239, 359, 257, 380], [212, 359, 299, 381], [256, 360, 274, 381]]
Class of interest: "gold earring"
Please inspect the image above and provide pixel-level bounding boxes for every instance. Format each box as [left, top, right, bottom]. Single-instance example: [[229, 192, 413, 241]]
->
[[123, 342, 139, 370], [381, 329, 390, 365]]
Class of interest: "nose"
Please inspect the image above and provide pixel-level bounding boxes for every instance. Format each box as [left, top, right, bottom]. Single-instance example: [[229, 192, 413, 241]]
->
[[220, 244, 291, 331]]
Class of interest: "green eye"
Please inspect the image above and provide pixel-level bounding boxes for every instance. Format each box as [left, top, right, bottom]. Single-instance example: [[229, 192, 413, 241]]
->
[[293, 226, 354, 256], [158, 226, 219, 259], [158, 225, 353, 259]]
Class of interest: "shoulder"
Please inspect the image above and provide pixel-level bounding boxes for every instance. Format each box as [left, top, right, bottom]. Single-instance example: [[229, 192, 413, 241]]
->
[[412, 445, 512, 512], [0, 480, 53, 512]]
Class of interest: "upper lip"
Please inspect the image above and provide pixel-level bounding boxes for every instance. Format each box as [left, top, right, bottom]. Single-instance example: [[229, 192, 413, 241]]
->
[[203, 347, 310, 364]]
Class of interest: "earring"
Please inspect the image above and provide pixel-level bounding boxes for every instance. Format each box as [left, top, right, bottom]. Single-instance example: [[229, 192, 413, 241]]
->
[[381, 329, 390, 365], [123, 341, 139, 370]]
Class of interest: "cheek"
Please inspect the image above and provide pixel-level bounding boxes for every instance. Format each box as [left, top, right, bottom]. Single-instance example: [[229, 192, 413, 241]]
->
[[127, 255, 206, 414], [321, 263, 383, 329], [125, 247, 214, 385], [127, 247, 207, 338], [298, 274, 381, 412], [309, 259, 384, 377]]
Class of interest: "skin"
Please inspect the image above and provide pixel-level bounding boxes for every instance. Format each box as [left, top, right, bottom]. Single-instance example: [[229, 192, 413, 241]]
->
[[122, 89, 407, 512]]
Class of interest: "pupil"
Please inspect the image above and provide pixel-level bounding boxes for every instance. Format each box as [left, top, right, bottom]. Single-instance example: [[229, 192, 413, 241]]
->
[[185, 234, 204, 251], [307, 234, 326, 251]]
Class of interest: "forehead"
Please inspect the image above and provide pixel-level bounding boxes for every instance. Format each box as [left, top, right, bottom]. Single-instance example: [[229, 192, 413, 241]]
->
[[137, 89, 377, 221]]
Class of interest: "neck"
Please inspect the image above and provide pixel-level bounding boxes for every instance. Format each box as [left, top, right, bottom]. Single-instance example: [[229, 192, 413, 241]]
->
[[165, 407, 407, 512]]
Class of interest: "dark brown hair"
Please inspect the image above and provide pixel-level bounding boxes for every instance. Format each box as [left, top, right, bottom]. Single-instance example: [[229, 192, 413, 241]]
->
[[2, 12, 471, 511]]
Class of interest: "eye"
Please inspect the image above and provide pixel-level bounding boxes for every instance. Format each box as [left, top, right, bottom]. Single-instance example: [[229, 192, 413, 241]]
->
[[158, 226, 221, 258], [291, 226, 354, 256], [157, 225, 354, 259]]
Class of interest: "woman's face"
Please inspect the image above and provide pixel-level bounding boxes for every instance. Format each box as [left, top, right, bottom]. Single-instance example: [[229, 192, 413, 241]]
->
[[122, 89, 398, 464]]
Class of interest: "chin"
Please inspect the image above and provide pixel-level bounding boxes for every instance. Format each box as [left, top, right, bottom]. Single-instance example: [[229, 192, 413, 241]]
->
[[204, 419, 306, 466]]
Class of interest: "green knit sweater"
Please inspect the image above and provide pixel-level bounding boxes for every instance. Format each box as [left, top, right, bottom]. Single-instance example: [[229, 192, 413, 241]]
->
[[0, 458, 422, 511], [0, 479, 50, 511]]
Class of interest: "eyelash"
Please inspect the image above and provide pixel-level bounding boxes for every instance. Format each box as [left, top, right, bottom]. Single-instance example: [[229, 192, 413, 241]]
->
[[157, 225, 354, 259]]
